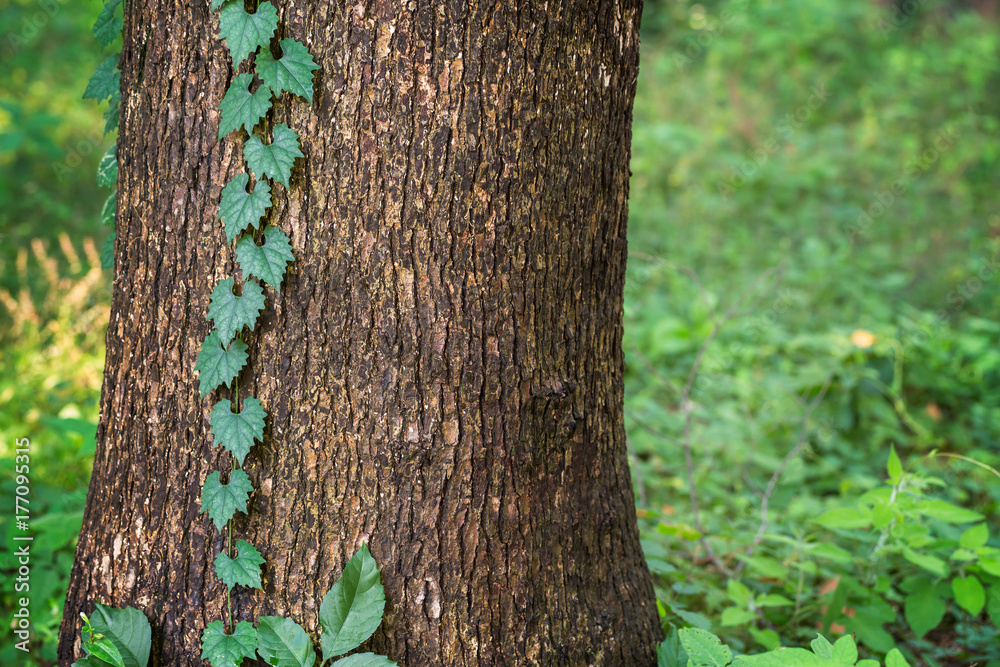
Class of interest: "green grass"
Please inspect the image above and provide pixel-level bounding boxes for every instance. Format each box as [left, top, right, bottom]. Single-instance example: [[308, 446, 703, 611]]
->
[[1, 1, 999, 665]]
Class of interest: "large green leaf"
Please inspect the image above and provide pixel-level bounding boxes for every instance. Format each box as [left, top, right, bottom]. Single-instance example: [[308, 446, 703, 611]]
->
[[84, 638, 124, 667], [256, 616, 318, 667], [218, 73, 272, 139], [244, 124, 304, 188], [215, 540, 266, 590], [207, 278, 266, 344], [218, 1, 279, 65], [201, 620, 257, 667], [97, 144, 117, 188], [256, 39, 321, 103], [84, 55, 120, 102], [93, 0, 123, 48], [194, 331, 248, 396], [236, 226, 295, 289], [210, 397, 266, 465], [218, 173, 272, 243], [319, 544, 387, 661], [917, 499, 984, 524], [331, 654, 398, 667], [904, 585, 946, 638], [89, 604, 152, 667], [201, 469, 254, 531], [952, 575, 985, 616], [677, 628, 732, 667]]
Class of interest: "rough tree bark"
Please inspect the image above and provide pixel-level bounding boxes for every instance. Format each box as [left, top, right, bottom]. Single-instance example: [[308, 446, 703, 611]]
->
[[59, 1, 659, 665]]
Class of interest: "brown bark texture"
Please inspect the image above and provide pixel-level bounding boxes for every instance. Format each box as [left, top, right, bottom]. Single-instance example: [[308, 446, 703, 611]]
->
[[59, 0, 659, 664]]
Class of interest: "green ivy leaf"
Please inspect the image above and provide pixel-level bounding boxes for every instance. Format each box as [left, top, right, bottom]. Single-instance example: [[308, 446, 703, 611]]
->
[[201, 620, 257, 667], [201, 469, 254, 531], [218, 1, 279, 66], [98, 144, 118, 188], [101, 232, 116, 269], [84, 55, 120, 102], [256, 39, 321, 104], [904, 585, 946, 638], [256, 616, 318, 667], [211, 0, 230, 10], [952, 575, 985, 616], [218, 73, 272, 140], [244, 124, 303, 188], [105, 92, 121, 134], [88, 604, 152, 667], [677, 628, 732, 667], [93, 0, 123, 48], [830, 635, 857, 664], [319, 544, 387, 661], [101, 193, 116, 227], [236, 226, 295, 289], [208, 278, 266, 344], [210, 397, 266, 465], [218, 173, 272, 243], [215, 540, 265, 590], [331, 654, 398, 667], [194, 331, 248, 396]]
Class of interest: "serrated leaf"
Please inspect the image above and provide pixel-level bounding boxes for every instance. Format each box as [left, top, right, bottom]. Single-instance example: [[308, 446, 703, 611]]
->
[[813, 508, 870, 530], [218, 73, 272, 139], [194, 331, 248, 396], [917, 499, 984, 524], [320, 544, 387, 660], [104, 92, 121, 134], [236, 226, 295, 288], [201, 469, 254, 531], [331, 654, 398, 667], [84, 638, 124, 667], [208, 278, 266, 344], [218, 173, 272, 243], [952, 575, 985, 616], [215, 540, 265, 590], [218, 1, 279, 65], [101, 192, 116, 227], [210, 397, 266, 465], [84, 55, 120, 102], [904, 585, 946, 638], [256, 39, 321, 103], [93, 0, 123, 48], [902, 546, 947, 578], [244, 124, 304, 188], [677, 628, 732, 667], [887, 445, 902, 483], [101, 232, 116, 269], [98, 144, 118, 188], [89, 604, 152, 667], [830, 635, 857, 664], [256, 616, 318, 667], [201, 620, 257, 667], [959, 522, 989, 550]]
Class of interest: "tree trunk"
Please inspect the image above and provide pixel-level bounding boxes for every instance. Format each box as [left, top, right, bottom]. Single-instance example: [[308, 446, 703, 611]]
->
[[59, 1, 659, 665]]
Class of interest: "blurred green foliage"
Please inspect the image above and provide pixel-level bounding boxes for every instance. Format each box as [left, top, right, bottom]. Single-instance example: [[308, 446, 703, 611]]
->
[[629, 1, 1000, 665], [1, 0, 999, 666]]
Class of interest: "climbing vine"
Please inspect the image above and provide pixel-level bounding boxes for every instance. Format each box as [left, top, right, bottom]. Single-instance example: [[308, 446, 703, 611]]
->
[[76, 2, 396, 666]]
